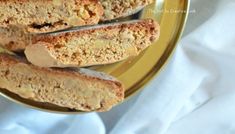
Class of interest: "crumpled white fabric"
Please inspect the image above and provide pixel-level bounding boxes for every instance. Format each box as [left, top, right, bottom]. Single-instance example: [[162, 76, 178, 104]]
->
[[0, 0, 235, 134], [0, 97, 105, 134]]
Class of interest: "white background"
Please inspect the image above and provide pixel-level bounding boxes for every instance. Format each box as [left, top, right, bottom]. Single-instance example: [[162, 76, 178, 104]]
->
[[0, 0, 235, 133]]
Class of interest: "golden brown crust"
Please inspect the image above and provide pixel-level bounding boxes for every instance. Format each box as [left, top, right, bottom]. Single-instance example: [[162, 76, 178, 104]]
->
[[0, 0, 103, 33], [0, 53, 124, 112], [33, 19, 158, 43], [25, 19, 160, 67]]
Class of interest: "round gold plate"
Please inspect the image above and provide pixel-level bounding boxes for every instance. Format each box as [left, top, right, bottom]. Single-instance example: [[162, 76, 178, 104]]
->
[[0, 0, 190, 113]]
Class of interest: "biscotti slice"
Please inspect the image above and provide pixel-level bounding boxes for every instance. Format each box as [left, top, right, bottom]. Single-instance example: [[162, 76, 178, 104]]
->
[[101, 0, 153, 20], [25, 19, 160, 67], [0, 53, 124, 112], [0, 0, 103, 33]]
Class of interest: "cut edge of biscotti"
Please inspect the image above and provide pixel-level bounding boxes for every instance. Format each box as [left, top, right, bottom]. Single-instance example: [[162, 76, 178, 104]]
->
[[25, 19, 160, 68], [0, 0, 104, 33], [101, 0, 154, 21], [0, 25, 30, 51], [0, 53, 124, 112]]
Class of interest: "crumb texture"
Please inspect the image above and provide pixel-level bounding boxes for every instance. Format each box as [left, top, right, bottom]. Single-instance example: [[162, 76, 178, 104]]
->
[[101, 0, 153, 20], [25, 19, 160, 67], [0, 26, 29, 51], [0, 0, 103, 33], [0, 53, 124, 111]]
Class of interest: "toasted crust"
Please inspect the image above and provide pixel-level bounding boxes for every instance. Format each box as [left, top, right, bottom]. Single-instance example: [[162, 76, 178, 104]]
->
[[24, 19, 160, 67], [0, 0, 103, 33], [0, 53, 124, 112], [101, 0, 153, 20]]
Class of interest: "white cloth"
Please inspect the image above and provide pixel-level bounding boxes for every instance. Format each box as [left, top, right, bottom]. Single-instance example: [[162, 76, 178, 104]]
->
[[1, 0, 235, 134], [0, 98, 105, 134]]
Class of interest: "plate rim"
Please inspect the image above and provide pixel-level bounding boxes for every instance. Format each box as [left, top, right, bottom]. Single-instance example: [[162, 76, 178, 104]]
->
[[125, 0, 191, 99], [0, 0, 191, 114]]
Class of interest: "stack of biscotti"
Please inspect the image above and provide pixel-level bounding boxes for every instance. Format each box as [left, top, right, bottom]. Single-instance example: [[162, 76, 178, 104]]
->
[[0, 0, 159, 112], [0, 0, 155, 50], [0, 0, 153, 33]]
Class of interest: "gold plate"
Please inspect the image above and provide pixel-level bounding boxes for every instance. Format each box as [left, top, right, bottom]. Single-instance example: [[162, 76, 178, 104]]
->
[[0, 0, 190, 113]]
